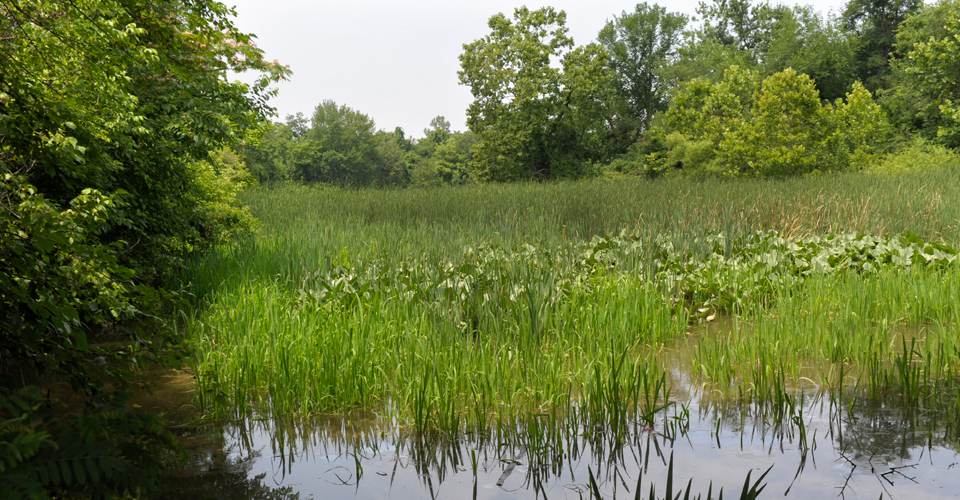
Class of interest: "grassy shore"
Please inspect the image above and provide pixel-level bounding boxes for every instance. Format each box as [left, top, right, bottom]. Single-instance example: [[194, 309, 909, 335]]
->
[[180, 170, 960, 435]]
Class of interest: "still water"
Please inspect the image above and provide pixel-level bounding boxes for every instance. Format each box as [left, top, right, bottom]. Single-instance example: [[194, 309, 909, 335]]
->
[[151, 363, 960, 500]]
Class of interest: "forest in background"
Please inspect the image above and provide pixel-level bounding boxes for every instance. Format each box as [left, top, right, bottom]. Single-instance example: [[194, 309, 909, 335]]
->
[[243, 0, 960, 186]]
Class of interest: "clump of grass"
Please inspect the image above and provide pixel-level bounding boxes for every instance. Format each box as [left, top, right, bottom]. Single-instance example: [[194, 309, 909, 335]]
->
[[687, 260, 960, 424], [187, 262, 687, 432]]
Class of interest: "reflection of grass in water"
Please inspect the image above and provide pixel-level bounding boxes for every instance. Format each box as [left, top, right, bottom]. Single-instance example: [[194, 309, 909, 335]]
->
[[170, 411, 780, 500], [588, 453, 770, 500], [181, 172, 960, 440]]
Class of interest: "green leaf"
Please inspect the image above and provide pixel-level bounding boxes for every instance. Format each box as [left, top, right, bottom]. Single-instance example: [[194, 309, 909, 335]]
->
[[73, 330, 88, 351], [73, 458, 86, 485], [36, 462, 50, 485], [49, 459, 60, 485], [60, 460, 72, 486], [85, 457, 99, 483], [32, 237, 55, 254]]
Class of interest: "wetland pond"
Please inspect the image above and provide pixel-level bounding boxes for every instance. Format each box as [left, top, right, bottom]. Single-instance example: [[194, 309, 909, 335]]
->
[[150, 326, 960, 500]]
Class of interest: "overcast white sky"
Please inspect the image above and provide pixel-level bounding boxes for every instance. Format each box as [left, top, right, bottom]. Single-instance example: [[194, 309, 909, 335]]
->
[[229, 0, 848, 139]]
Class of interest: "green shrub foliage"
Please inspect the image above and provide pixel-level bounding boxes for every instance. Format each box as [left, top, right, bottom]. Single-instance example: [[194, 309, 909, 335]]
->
[[0, 0, 287, 282], [661, 67, 888, 176], [1, 0, 285, 496], [869, 137, 960, 174]]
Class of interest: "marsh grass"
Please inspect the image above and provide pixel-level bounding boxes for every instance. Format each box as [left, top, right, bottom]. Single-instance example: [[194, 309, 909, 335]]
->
[[181, 170, 960, 439]]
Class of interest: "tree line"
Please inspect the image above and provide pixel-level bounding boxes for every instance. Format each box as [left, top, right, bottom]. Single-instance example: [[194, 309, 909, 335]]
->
[[245, 105, 477, 187], [246, 0, 960, 184]]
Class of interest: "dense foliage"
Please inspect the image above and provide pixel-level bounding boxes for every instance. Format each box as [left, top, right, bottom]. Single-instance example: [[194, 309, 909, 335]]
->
[[659, 66, 888, 176], [239, 0, 960, 185], [458, 7, 615, 180], [1, 0, 286, 497], [185, 175, 960, 441], [598, 4, 687, 143]]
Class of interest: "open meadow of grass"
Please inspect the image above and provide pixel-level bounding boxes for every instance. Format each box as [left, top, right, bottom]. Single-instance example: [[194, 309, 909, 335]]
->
[[179, 170, 960, 439]]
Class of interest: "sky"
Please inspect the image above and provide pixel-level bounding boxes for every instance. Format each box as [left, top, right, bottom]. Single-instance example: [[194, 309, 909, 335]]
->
[[228, 0, 848, 139]]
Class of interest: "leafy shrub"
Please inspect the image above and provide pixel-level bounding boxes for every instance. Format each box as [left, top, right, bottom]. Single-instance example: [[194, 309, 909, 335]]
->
[[869, 137, 960, 175], [601, 132, 673, 177], [0, 174, 182, 395], [1, 0, 279, 493], [662, 67, 889, 176], [661, 132, 720, 174]]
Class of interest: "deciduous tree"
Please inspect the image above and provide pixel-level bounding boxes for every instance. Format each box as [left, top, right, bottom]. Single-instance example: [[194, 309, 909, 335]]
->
[[459, 7, 614, 180], [598, 3, 687, 142]]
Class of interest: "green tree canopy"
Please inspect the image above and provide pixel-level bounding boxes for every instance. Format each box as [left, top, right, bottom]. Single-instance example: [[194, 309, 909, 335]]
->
[[670, 0, 857, 100], [424, 116, 453, 146], [695, 0, 788, 56], [290, 100, 379, 185], [662, 66, 888, 176], [843, 0, 921, 92], [598, 3, 687, 142], [764, 6, 857, 101], [459, 7, 615, 181], [886, 0, 960, 146]]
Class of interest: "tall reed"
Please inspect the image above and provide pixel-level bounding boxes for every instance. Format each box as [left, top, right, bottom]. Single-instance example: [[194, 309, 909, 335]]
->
[[180, 169, 960, 435]]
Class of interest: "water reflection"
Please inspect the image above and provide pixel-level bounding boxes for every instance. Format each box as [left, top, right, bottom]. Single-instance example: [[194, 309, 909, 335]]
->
[[155, 382, 960, 500], [148, 320, 960, 499], [152, 425, 301, 500]]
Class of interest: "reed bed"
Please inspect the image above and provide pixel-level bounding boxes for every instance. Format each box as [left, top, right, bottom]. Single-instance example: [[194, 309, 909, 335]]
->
[[180, 169, 960, 436]]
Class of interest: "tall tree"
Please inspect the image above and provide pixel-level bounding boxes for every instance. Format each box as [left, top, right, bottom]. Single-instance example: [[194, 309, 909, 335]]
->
[[667, 0, 786, 84], [843, 0, 921, 92], [296, 100, 379, 185], [424, 116, 453, 145], [459, 7, 614, 180], [598, 3, 687, 142], [890, 0, 960, 145], [765, 6, 857, 101], [670, 1, 858, 100], [696, 0, 788, 57]]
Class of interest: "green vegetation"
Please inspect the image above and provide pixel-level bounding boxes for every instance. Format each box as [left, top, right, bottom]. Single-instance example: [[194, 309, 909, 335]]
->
[[183, 171, 960, 445], [242, 0, 960, 186], [660, 66, 887, 176], [458, 7, 614, 181], [8, 0, 960, 497], [1, 0, 283, 497]]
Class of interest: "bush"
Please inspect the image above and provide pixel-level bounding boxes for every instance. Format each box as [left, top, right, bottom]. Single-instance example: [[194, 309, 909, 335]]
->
[[869, 137, 960, 175], [1, 1, 284, 494], [662, 67, 890, 176]]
